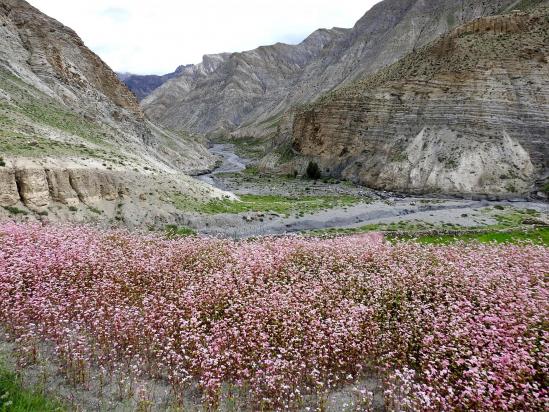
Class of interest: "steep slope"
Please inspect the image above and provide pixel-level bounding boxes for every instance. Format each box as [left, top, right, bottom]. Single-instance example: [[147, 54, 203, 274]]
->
[[289, 8, 549, 197], [143, 0, 519, 137], [118, 66, 186, 101], [0, 0, 225, 226]]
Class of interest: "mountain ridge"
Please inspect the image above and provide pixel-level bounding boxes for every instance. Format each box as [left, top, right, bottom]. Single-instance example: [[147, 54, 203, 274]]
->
[[285, 7, 549, 196], [141, 0, 520, 137]]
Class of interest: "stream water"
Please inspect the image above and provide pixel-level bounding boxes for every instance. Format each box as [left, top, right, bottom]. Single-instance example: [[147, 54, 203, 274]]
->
[[196, 144, 248, 187]]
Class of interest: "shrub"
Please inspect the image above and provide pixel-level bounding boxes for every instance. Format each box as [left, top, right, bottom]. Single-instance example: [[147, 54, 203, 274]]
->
[[88, 206, 102, 214], [2, 206, 27, 215], [164, 224, 197, 238], [305, 161, 321, 180]]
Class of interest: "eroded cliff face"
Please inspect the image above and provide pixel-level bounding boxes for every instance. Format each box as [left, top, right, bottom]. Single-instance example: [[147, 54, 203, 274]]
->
[[290, 10, 549, 196], [143, 0, 519, 137], [0, 157, 232, 228]]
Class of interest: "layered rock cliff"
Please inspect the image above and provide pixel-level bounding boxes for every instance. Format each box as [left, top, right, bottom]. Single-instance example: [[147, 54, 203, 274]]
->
[[289, 8, 549, 196], [142, 0, 520, 137]]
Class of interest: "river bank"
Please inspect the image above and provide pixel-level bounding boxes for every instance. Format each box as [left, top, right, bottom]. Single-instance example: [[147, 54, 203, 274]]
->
[[187, 145, 548, 238]]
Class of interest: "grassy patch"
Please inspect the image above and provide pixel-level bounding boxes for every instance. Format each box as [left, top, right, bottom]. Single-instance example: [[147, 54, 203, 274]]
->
[[488, 207, 542, 228], [88, 206, 102, 215], [164, 225, 197, 238], [0, 68, 125, 161], [0, 364, 64, 411], [307, 207, 547, 241], [0, 132, 109, 159], [173, 194, 363, 216], [308, 221, 441, 236], [411, 227, 549, 246]]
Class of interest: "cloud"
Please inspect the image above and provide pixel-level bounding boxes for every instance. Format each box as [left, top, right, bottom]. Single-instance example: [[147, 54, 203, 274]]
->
[[27, 0, 381, 75], [100, 7, 130, 23]]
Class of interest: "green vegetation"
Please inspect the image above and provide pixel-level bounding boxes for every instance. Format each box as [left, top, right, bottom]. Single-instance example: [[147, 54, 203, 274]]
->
[[0, 364, 64, 411], [307, 206, 548, 246], [164, 225, 197, 238], [243, 165, 260, 176], [2, 206, 28, 216], [0, 68, 127, 162], [0, 157, 5, 167], [306, 161, 321, 180], [88, 206, 102, 215], [410, 227, 549, 246], [309, 220, 441, 237], [489, 207, 544, 228], [172, 194, 363, 216], [0, 118, 118, 160], [18, 102, 105, 146], [274, 143, 296, 163]]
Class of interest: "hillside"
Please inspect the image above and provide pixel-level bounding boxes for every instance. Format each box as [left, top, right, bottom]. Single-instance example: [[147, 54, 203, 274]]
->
[[288, 7, 549, 196], [0, 0, 227, 227], [117, 66, 187, 101], [141, 0, 520, 137]]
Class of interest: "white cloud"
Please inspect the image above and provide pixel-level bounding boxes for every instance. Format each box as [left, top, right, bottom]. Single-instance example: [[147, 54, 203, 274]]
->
[[27, 0, 381, 75]]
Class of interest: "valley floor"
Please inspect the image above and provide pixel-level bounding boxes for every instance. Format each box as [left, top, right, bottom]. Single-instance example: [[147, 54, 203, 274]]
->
[[186, 144, 548, 239]]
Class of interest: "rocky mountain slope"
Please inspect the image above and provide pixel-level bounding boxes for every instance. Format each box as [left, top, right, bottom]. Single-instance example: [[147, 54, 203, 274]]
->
[[0, 0, 227, 227], [142, 0, 520, 137], [117, 66, 187, 101], [287, 7, 549, 197]]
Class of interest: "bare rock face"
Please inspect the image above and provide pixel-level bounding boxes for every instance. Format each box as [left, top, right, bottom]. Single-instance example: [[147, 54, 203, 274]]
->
[[143, 0, 519, 137], [67, 169, 121, 204], [14, 167, 49, 211], [290, 10, 549, 196], [0, 168, 18, 206], [44, 169, 79, 206]]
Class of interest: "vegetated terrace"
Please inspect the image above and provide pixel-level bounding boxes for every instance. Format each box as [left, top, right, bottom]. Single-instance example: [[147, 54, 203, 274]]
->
[[0, 223, 547, 410]]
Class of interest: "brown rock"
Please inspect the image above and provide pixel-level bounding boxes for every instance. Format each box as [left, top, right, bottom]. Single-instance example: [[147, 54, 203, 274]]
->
[[0, 168, 19, 206], [14, 168, 49, 211]]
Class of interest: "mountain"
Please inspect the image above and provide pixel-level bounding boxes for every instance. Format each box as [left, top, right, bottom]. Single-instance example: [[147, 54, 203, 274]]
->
[[0, 0, 226, 226], [118, 66, 186, 101], [286, 7, 549, 197], [142, 0, 520, 137]]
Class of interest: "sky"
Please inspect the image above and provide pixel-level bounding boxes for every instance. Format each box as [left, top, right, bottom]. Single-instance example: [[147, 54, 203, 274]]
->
[[27, 0, 381, 75]]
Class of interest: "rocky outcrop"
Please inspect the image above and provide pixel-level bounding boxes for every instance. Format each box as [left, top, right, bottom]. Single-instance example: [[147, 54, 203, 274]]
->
[[143, 0, 520, 137], [44, 169, 79, 206], [0, 162, 124, 211], [0, 168, 18, 206], [290, 10, 549, 196], [0, 157, 233, 230]]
